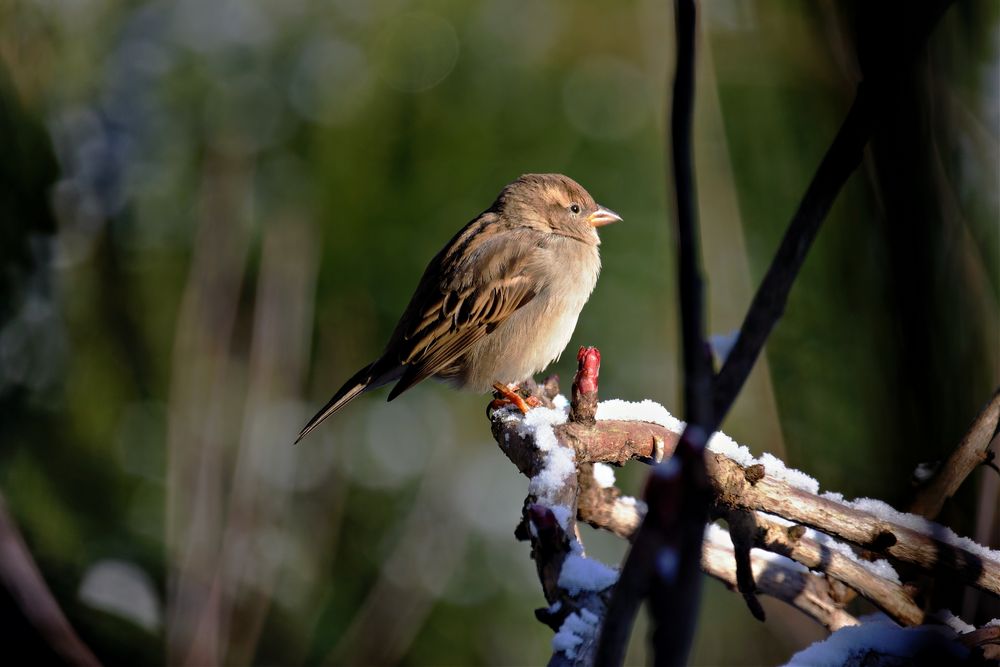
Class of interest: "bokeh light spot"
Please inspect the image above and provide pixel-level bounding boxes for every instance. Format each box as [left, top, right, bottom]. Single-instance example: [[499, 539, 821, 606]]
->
[[562, 57, 652, 140], [374, 12, 459, 93], [289, 37, 373, 125]]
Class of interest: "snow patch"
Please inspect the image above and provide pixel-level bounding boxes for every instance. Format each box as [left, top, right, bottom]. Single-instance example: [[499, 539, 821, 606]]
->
[[552, 608, 599, 659], [785, 613, 968, 666], [592, 462, 616, 488], [846, 497, 1000, 566], [595, 399, 684, 432], [590, 397, 1000, 568], [507, 405, 575, 522], [931, 609, 975, 635], [549, 505, 574, 531], [558, 553, 619, 594]]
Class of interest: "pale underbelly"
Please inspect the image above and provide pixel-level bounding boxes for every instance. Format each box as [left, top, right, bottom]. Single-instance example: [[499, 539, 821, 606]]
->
[[447, 287, 591, 393]]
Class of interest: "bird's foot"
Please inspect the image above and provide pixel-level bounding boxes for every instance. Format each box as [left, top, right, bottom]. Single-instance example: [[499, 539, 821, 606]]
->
[[490, 382, 541, 414]]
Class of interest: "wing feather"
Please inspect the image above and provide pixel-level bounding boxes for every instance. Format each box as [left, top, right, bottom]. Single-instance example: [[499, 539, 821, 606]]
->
[[379, 214, 549, 401], [386, 274, 536, 400]]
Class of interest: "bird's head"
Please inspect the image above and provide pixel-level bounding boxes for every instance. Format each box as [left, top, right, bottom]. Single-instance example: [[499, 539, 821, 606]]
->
[[495, 173, 621, 244]]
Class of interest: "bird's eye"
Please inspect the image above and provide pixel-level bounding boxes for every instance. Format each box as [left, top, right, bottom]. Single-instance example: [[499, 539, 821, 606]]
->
[[569, 204, 581, 215]]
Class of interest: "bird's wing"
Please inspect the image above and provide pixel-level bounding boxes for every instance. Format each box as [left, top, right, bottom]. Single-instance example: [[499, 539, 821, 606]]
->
[[385, 229, 541, 400]]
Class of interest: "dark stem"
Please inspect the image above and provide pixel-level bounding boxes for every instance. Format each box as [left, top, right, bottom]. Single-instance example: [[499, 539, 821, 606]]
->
[[726, 509, 766, 621], [671, 0, 711, 428], [710, 0, 956, 429], [709, 86, 875, 425], [596, 1, 710, 666], [599, 1, 957, 664]]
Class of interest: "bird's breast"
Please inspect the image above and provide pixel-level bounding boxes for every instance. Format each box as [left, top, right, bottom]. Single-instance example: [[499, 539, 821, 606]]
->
[[455, 241, 601, 392], [529, 244, 600, 364]]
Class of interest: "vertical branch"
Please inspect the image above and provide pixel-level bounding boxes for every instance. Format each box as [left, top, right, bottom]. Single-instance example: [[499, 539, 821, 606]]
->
[[671, 0, 711, 428], [596, 1, 711, 665], [650, 1, 714, 663], [595, 2, 958, 665]]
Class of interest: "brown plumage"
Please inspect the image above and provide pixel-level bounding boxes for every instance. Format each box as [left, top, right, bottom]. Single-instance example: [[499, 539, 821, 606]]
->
[[296, 173, 621, 442]]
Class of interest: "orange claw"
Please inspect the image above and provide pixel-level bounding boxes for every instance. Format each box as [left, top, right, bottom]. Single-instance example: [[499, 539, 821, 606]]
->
[[490, 382, 541, 414]]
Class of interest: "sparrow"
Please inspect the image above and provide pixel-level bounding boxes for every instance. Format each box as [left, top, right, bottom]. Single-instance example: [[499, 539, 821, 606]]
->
[[296, 173, 621, 442]]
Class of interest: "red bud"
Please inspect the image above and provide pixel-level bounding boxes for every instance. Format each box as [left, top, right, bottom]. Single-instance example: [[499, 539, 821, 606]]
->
[[575, 346, 601, 395]]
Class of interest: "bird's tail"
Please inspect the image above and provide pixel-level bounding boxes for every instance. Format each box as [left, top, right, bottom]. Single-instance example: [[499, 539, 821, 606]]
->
[[296, 363, 379, 443]]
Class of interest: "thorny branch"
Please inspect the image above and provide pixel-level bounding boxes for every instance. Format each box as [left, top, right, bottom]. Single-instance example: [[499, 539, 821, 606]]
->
[[489, 352, 1000, 665]]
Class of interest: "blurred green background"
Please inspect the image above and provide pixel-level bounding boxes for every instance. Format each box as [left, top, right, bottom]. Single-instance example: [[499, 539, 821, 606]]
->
[[1, 0, 997, 665]]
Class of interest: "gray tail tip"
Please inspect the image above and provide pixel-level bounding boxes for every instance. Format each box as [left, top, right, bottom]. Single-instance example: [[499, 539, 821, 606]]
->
[[294, 421, 319, 445]]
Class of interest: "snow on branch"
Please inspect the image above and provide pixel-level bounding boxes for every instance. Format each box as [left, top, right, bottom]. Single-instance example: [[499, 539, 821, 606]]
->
[[488, 349, 1000, 665], [706, 450, 1000, 597], [786, 614, 973, 666], [701, 523, 859, 632], [492, 349, 618, 667]]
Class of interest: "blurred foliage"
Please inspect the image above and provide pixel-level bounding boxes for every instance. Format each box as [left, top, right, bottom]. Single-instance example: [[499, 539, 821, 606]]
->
[[0, 0, 997, 665]]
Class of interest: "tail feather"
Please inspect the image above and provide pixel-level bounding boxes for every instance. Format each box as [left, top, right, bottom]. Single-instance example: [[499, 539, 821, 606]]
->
[[296, 363, 380, 443]]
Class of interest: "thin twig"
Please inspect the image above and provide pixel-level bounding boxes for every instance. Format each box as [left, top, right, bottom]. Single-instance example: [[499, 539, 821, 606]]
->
[[577, 470, 645, 541], [701, 530, 860, 632], [706, 452, 1000, 596], [495, 420, 679, 474], [726, 509, 767, 621], [576, 480, 891, 632], [748, 513, 924, 626], [578, 490, 863, 631], [578, 477, 925, 628], [959, 624, 1000, 661], [0, 491, 102, 667], [911, 389, 1000, 519]]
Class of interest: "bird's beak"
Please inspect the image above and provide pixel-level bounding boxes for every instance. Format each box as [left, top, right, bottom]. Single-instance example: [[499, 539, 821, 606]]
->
[[588, 206, 623, 227]]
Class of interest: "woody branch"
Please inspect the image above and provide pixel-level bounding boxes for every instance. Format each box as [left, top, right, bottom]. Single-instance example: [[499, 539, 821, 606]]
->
[[490, 349, 1000, 664]]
